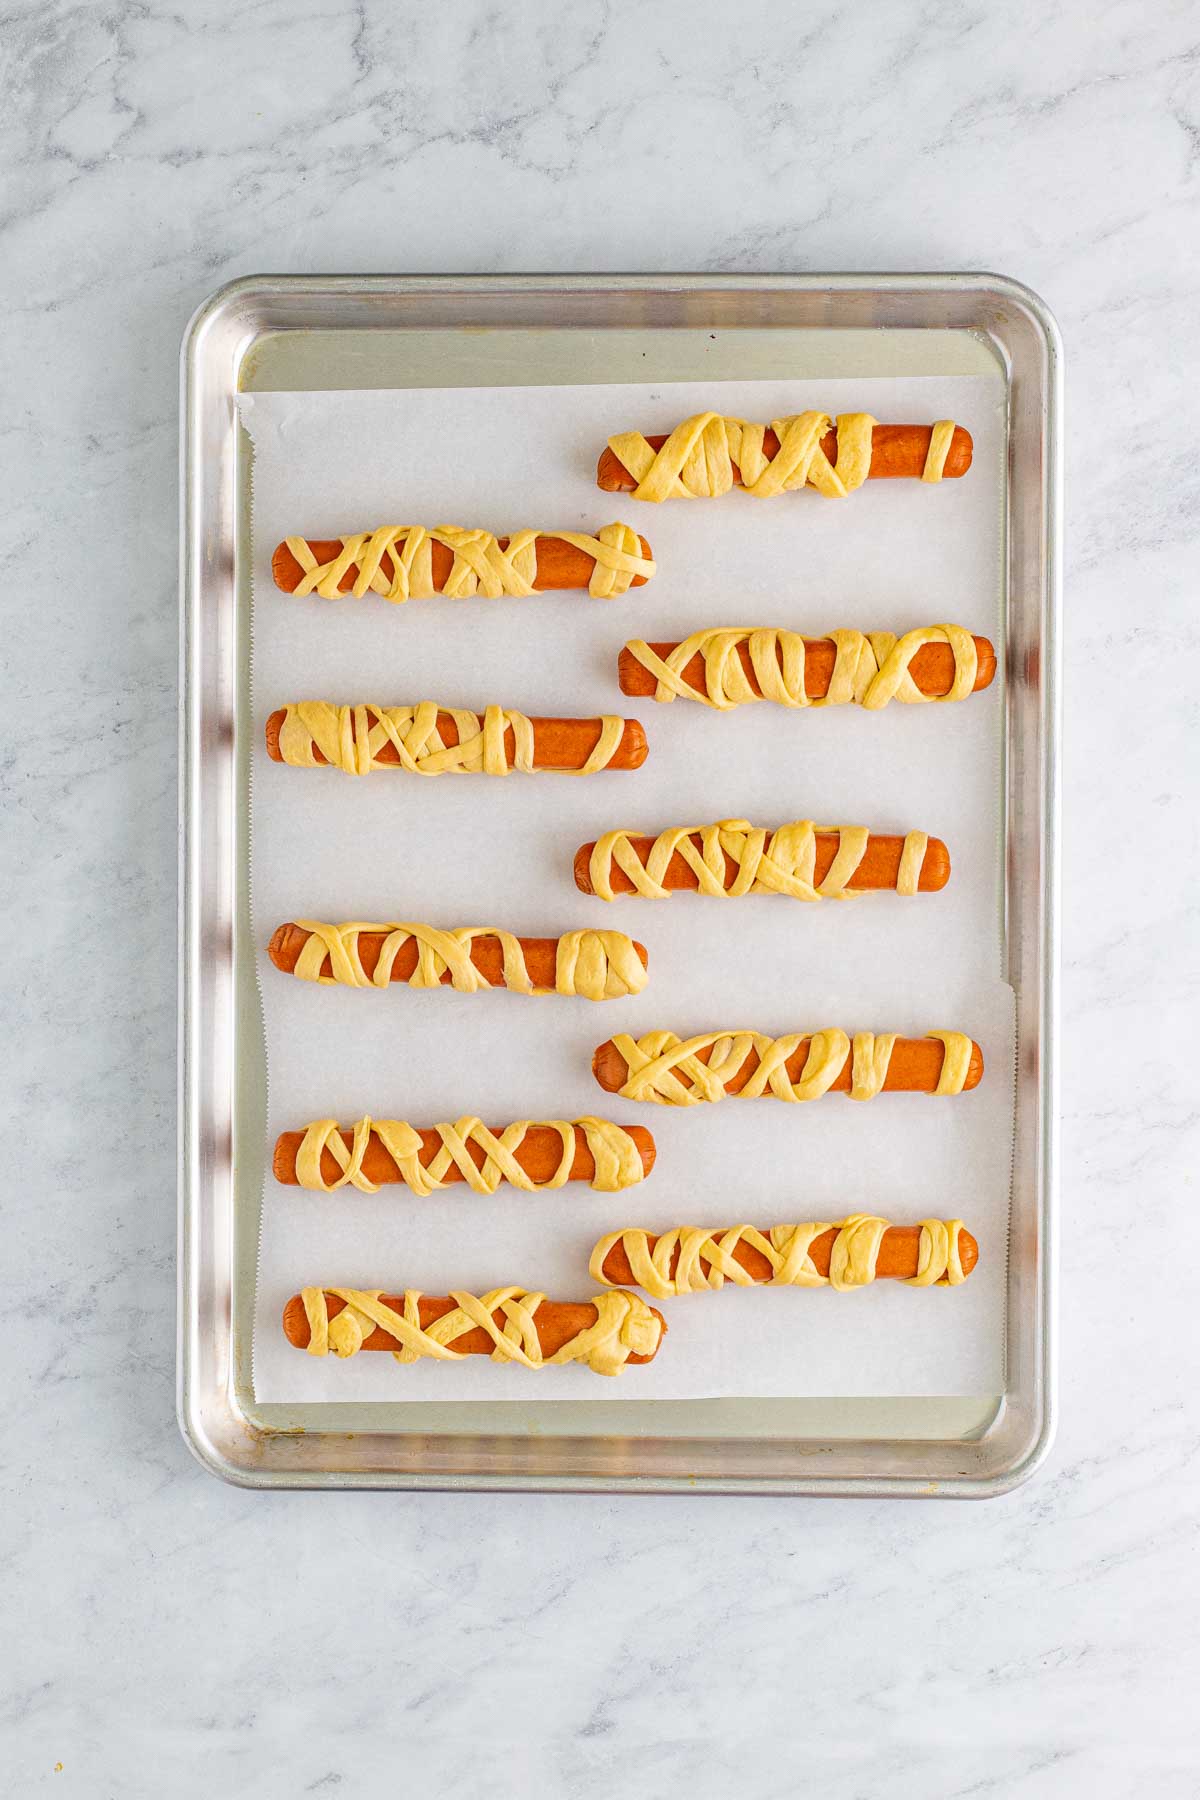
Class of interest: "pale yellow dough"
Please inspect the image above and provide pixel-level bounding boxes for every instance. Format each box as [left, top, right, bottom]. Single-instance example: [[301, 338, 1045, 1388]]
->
[[298, 1285, 662, 1375], [587, 819, 929, 901], [289, 921, 646, 1001], [294, 1116, 646, 1196], [922, 420, 957, 482], [607, 1029, 974, 1105], [277, 701, 624, 776], [607, 412, 957, 501], [284, 521, 654, 601], [590, 1218, 968, 1296], [624, 625, 979, 710]]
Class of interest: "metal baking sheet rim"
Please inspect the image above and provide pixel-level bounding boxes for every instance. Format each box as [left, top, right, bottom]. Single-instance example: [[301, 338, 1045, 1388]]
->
[[178, 273, 1061, 1495]]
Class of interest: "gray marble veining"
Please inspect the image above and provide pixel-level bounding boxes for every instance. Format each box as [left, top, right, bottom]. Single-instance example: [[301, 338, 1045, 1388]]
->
[[3, 0, 1199, 1790]]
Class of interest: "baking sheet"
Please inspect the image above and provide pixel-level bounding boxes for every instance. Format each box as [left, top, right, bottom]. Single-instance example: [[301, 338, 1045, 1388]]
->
[[244, 376, 1012, 1403]]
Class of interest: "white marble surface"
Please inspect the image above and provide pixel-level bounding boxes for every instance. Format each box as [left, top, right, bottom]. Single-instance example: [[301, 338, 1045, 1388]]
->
[[3, 0, 1198, 1790]]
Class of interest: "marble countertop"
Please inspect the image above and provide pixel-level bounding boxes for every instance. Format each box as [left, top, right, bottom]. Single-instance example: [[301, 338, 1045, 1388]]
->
[[5, 0, 1197, 1791]]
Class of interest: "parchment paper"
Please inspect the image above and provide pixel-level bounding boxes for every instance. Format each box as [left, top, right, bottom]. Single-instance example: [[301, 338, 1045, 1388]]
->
[[244, 376, 1012, 1403]]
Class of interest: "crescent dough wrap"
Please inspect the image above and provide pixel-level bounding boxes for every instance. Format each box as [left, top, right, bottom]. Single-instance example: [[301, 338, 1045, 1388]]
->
[[607, 412, 955, 501], [284, 521, 654, 600], [591, 1218, 968, 1296], [291, 922, 647, 1001], [588, 820, 929, 901], [625, 625, 979, 710], [299, 1285, 662, 1375], [609, 1029, 974, 1105], [277, 701, 624, 776], [294, 1116, 646, 1196]]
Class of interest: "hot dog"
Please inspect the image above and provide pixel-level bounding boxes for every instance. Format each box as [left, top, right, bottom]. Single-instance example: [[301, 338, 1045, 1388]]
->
[[266, 704, 647, 774], [273, 1120, 657, 1190], [269, 923, 649, 999], [593, 1029, 984, 1104], [284, 1288, 666, 1371], [272, 526, 654, 598], [598, 421, 973, 492], [594, 1221, 980, 1291], [574, 823, 949, 899], [618, 634, 996, 703]]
